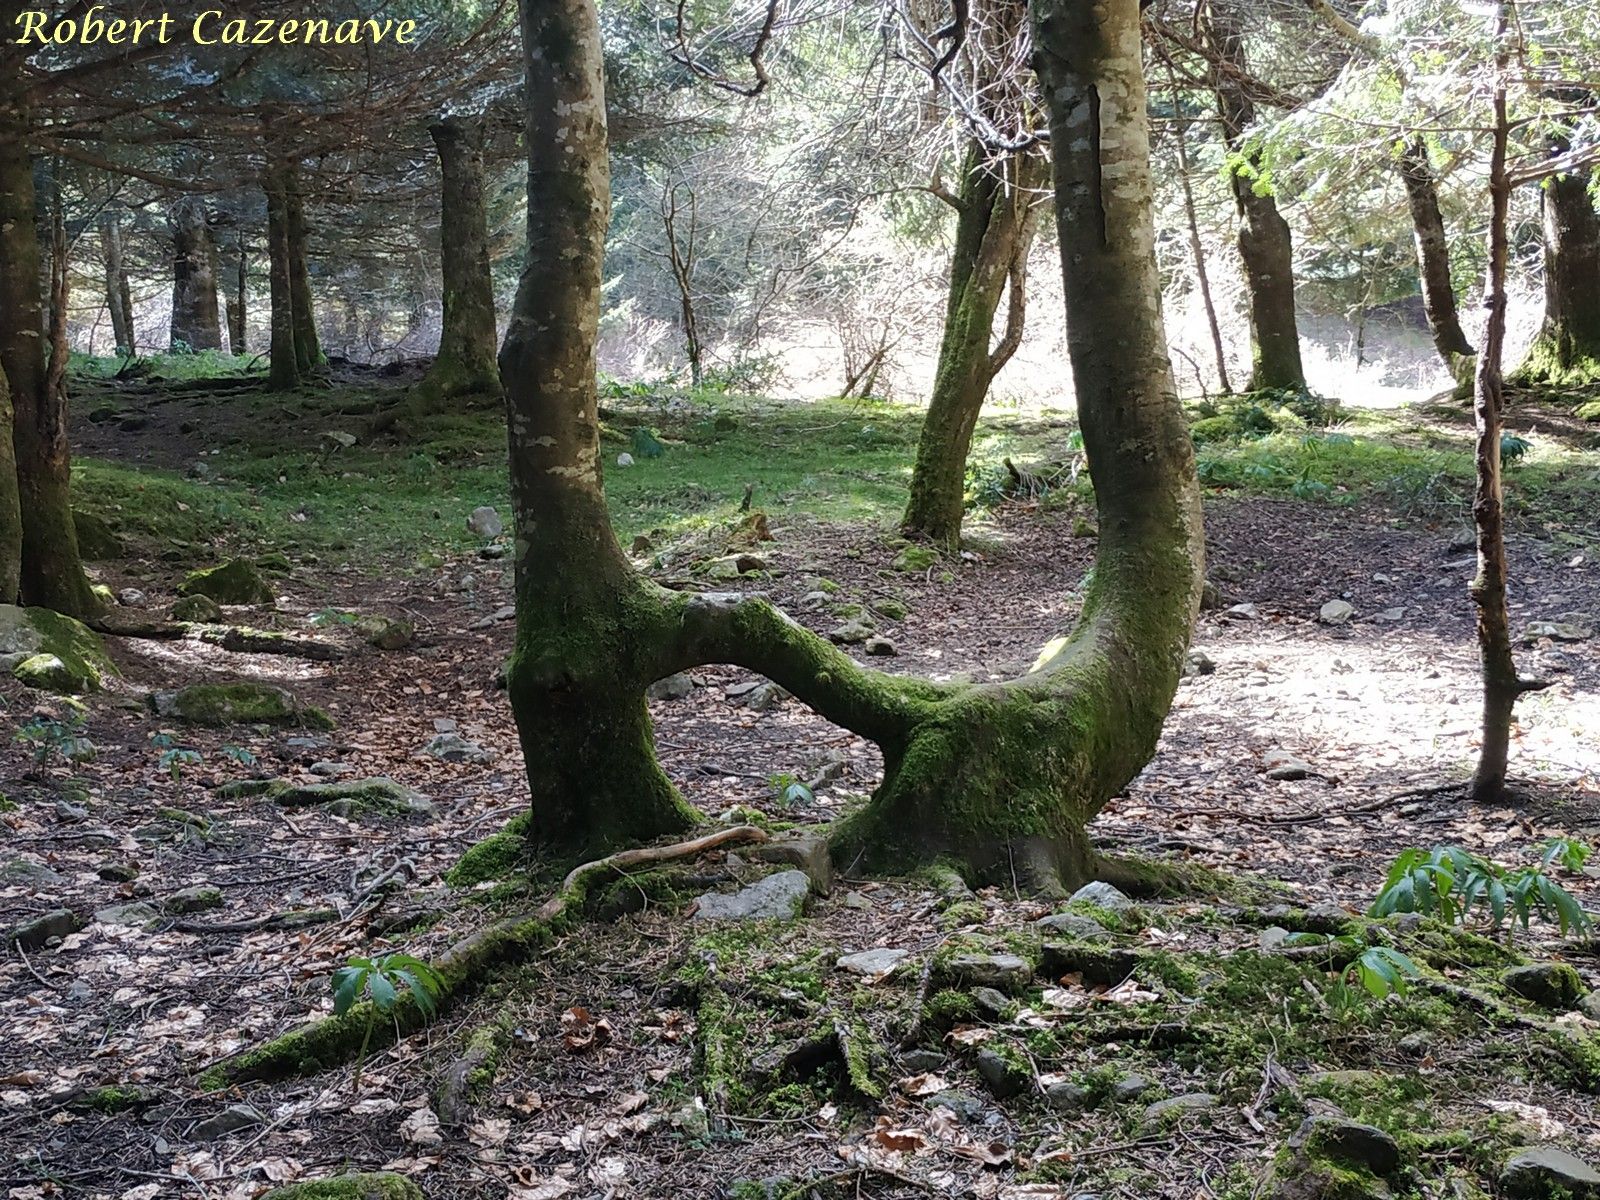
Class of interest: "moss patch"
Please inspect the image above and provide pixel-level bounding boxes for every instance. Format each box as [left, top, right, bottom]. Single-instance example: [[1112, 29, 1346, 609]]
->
[[447, 811, 534, 886], [152, 682, 331, 728], [178, 559, 276, 606]]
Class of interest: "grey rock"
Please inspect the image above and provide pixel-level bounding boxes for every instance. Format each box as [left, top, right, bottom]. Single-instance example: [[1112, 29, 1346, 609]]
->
[[1500, 1147, 1600, 1199], [827, 618, 874, 645], [1319, 600, 1355, 624], [1289, 1115, 1401, 1176], [1036, 913, 1110, 940], [1109, 1073, 1155, 1103], [974, 1049, 1029, 1100], [424, 732, 495, 765], [1069, 881, 1133, 910], [165, 886, 224, 915], [693, 870, 811, 922], [744, 681, 789, 711], [900, 1049, 945, 1073], [1046, 1081, 1092, 1112], [1264, 749, 1316, 781], [117, 588, 148, 607], [971, 987, 1012, 1018], [55, 798, 89, 822], [1502, 963, 1584, 1010], [1397, 1032, 1432, 1056], [309, 761, 355, 777], [1, 857, 64, 887], [1143, 1093, 1218, 1125], [1224, 602, 1259, 620], [1579, 990, 1600, 1021], [615, 452, 635, 467], [0, 651, 29, 673], [863, 636, 898, 657], [477, 545, 507, 560], [837, 948, 911, 977], [466, 506, 503, 538], [1374, 607, 1406, 622], [1259, 926, 1292, 951], [95, 901, 161, 929], [751, 831, 832, 893], [11, 908, 84, 950], [1523, 620, 1591, 644], [1183, 649, 1217, 678], [66, 979, 93, 1003], [97, 862, 140, 883], [191, 1104, 265, 1141], [647, 672, 694, 701], [928, 1091, 987, 1123], [357, 616, 415, 651], [946, 953, 1032, 993]]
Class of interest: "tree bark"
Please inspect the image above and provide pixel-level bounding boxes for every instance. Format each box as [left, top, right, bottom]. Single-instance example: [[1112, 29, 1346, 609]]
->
[[225, 227, 247, 354], [1515, 140, 1600, 385], [1399, 137, 1475, 371], [102, 211, 135, 356], [501, 0, 1200, 890], [169, 195, 223, 351], [1203, 0, 1306, 392], [902, 146, 1044, 549], [283, 160, 322, 372], [0, 91, 98, 616], [0, 356, 20, 605], [1470, 4, 1521, 803], [410, 115, 501, 413], [264, 161, 299, 389]]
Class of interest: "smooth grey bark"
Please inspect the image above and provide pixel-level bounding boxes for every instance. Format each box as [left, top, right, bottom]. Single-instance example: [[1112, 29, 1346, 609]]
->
[[102, 211, 135, 355], [169, 195, 223, 351]]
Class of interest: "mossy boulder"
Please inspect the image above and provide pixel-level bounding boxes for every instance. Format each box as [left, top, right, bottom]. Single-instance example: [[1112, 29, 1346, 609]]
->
[[1503, 963, 1584, 1010], [892, 545, 939, 572], [150, 682, 332, 729], [261, 1174, 424, 1200], [218, 776, 432, 817], [356, 615, 415, 651], [72, 509, 124, 560], [178, 559, 275, 606], [171, 594, 224, 622], [0, 605, 116, 693]]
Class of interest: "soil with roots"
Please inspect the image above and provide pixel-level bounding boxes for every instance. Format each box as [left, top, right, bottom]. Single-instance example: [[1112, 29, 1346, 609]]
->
[[3, 405, 1599, 1198]]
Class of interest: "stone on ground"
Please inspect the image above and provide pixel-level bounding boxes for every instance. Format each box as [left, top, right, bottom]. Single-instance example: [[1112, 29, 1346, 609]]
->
[[151, 682, 330, 728], [974, 1048, 1030, 1099], [749, 830, 832, 893], [225, 777, 433, 817], [1069, 881, 1133, 910], [945, 953, 1032, 992], [356, 615, 415, 650], [466, 506, 503, 538], [179, 559, 275, 606], [1499, 1147, 1600, 1199], [424, 732, 494, 764], [1036, 912, 1111, 940], [693, 870, 811, 922], [1288, 1115, 1401, 1176], [1502, 963, 1584, 1010], [1142, 1093, 1219, 1125], [0, 858, 64, 887], [171, 594, 224, 622], [0, 605, 116, 693], [10, 908, 85, 950], [646, 672, 693, 701], [165, 886, 224, 915], [1319, 599, 1355, 624], [836, 948, 911, 978]]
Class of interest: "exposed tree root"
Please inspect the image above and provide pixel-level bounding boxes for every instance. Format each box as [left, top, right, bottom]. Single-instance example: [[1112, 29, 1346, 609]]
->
[[434, 1018, 510, 1127], [198, 825, 769, 1089]]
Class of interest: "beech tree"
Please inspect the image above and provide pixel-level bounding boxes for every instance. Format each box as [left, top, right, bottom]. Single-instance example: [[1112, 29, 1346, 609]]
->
[[169, 194, 225, 351], [900, 0, 1047, 550], [499, 0, 1202, 890], [1516, 138, 1600, 386]]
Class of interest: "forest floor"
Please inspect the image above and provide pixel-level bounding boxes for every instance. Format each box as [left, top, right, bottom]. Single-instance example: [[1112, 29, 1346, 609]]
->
[[3, 365, 1600, 1200]]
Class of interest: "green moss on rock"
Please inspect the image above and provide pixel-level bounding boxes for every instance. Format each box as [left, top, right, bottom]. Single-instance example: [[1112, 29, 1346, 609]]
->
[[260, 1173, 423, 1200], [178, 559, 275, 606], [447, 811, 534, 886], [0, 606, 117, 693], [151, 682, 330, 728], [171, 594, 224, 622]]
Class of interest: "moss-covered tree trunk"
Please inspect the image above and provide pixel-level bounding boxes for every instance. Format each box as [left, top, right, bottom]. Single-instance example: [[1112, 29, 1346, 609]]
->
[[225, 227, 247, 355], [0, 86, 98, 617], [283, 160, 322, 373], [102, 211, 135, 356], [1515, 146, 1600, 386], [169, 195, 223, 352], [902, 146, 1043, 550], [264, 161, 299, 390], [408, 115, 502, 417], [500, 0, 700, 855], [1205, 0, 1305, 392], [502, 0, 1199, 889], [1399, 138, 1474, 371]]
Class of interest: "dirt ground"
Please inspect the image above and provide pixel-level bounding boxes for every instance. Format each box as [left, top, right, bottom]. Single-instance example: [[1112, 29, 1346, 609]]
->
[[3, 429, 1599, 1199]]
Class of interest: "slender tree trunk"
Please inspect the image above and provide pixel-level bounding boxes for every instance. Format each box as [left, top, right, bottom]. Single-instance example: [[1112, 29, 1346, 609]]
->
[[284, 159, 322, 372], [264, 162, 300, 390], [411, 115, 501, 410], [1398, 138, 1474, 370], [225, 227, 247, 354], [0, 356, 19, 605], [1515, 137, 1600, 385], [661, 180, 703, 387], [902, 146, 1043, 549], [102, 211, 135, 356], [502, 0, 1200, 889], [0, 95, 98, 616], [1172, 94, 1232, 395], [169, 195, 223, 351], [1203, 0, 1306, 392], [1470, 5, 1521, 802]]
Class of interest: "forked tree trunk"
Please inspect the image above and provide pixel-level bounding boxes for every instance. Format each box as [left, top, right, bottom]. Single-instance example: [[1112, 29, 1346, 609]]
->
[[169, 195, 223, 351], [264, 161, 299, 389], [1470, 4, 1523, 803], [102, 211, 135, 356], [502, 0, 1200, 890], [902, 145, 1043, 549], [284, 161, 322, 372], [1515, 140, 1600, 386], [0, 92, 98, 616], [1399, 137, 1475, 371], [1204, 0, 1306, 392], [410, 115, 501, 414]]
